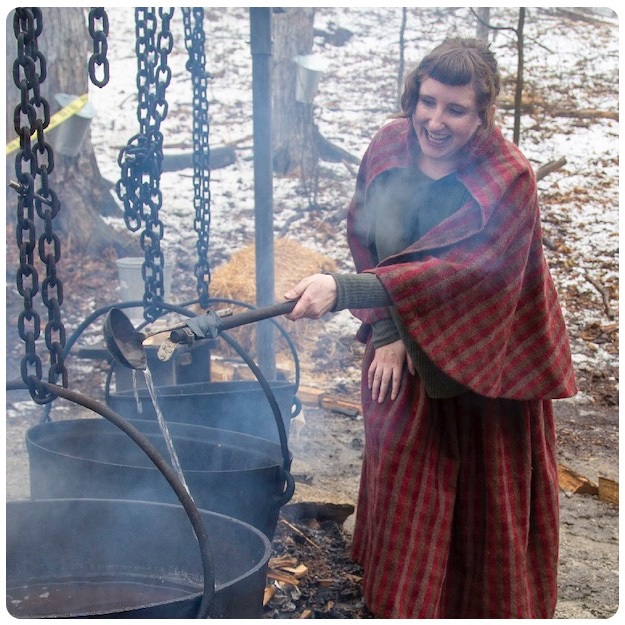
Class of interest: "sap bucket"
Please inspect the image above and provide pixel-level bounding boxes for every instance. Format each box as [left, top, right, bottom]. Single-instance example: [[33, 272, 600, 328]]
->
[[115, 257, 173, 324]]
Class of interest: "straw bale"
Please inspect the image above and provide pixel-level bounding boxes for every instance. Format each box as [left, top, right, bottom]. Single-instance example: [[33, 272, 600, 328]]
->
[[202, 238, 338, 361]]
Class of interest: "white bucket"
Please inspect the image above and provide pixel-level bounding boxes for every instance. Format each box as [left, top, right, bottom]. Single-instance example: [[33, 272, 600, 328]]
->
[[116, 257, 173, 323], [48, 93, 97, 157]]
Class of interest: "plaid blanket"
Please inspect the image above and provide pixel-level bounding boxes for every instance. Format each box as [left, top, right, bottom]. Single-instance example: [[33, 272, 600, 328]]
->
[[347, 118, 576, 400]]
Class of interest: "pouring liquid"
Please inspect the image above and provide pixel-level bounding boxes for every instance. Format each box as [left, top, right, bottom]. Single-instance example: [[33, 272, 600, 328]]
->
[[141, 367, 192, 500], [132, 369, 143, 414]]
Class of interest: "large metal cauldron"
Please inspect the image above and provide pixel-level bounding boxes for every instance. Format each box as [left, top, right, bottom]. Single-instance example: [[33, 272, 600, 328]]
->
[[27, 419, 293, 539], [106, 379, 300, 444], [6, 498, 271, 619]]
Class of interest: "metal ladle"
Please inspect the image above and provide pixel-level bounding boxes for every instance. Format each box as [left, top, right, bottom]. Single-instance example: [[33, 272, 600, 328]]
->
[[103, 301, 297, 370]]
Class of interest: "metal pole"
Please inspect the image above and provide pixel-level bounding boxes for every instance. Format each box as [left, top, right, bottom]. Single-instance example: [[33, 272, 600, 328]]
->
[[249, 8, 276, 380]]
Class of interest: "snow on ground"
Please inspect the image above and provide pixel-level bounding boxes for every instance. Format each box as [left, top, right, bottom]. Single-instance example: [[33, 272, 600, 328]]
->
[[89, 7, 619, 400]]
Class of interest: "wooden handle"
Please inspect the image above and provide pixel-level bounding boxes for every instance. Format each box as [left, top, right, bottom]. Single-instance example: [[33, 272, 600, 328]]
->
[[219, 300, 297, 331]]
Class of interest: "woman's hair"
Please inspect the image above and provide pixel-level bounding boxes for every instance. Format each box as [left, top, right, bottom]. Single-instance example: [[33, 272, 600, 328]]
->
[[399, 37, 500, 129]]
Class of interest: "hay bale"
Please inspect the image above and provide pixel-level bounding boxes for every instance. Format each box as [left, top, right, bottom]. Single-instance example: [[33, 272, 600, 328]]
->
[[204, 238, 338, 360]]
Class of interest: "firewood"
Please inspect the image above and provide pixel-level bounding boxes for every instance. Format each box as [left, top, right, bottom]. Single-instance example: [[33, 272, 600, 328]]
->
[[282, 502, 355, 525], [283, 563, 309, 578], [267, 569, 301, 586], [320, 396, 361, 416], [297, 385, 327, 405], [263, 584, 277, 606], [557, 464, 599, 496], [279, 518, 320, 548], [269, 554, 299, 569], [598, 477, 618, 506]]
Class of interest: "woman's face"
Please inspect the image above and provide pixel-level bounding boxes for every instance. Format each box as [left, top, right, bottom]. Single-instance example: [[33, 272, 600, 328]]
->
[[412, 76, 482, 176]]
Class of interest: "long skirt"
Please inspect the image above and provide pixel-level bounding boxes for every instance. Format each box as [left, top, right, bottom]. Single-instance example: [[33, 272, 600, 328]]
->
[[351, 343, 560, 618]]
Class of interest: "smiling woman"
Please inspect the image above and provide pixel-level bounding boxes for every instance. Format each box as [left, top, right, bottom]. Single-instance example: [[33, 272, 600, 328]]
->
[[283, 36, 577, 619]]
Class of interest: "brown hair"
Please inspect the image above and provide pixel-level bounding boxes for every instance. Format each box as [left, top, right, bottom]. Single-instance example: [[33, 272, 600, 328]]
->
[[399, 37, 500, 129]]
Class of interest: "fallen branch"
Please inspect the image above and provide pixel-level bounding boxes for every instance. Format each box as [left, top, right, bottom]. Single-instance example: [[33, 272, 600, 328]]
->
[[584, 271, 614, 319], [536, 157, 567, 182]]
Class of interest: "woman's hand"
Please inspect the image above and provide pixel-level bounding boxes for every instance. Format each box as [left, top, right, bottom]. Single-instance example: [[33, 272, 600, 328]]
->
[[284, 273, 337, 320], [368, 339, 415, 403]]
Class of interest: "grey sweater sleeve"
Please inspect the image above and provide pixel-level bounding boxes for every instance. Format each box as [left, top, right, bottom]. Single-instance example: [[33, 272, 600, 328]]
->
[[330, 272, 400, 348], [330, 272, 392, 311]]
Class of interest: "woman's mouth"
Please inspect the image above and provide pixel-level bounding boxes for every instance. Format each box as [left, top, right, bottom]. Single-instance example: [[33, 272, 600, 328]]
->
[[423, 128, 450, 146]]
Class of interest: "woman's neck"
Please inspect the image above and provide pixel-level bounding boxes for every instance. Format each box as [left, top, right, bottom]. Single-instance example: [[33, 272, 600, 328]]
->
[[417, 153, 457, 180]]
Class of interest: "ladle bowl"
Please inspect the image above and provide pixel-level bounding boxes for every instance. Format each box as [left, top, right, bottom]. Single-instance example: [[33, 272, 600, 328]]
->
[[103, 307, 149, 369]]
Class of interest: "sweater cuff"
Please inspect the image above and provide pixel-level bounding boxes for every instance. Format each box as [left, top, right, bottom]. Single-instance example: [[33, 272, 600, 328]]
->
[[329, 272, 391, 311], [371, 318, 401, 348]]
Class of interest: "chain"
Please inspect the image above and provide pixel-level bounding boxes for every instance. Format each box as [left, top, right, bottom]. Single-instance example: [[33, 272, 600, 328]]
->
[[116, 7, 174, 322], [182, 8, 212, 308], [88, 7, 109, 88], [12, 8, 67, 404]]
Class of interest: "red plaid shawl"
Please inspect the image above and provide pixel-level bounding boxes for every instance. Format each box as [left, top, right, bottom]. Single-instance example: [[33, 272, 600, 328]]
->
[[347, 118, 576, 400]]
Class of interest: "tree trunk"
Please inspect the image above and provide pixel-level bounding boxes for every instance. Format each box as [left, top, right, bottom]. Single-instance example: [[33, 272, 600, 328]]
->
[[5, 7, 137, 256], [476, 8, 491, 41], [271, 8, 319, 188]]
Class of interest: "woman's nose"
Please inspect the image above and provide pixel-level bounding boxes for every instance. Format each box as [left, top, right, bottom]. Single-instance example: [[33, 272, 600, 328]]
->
[[427, 108, 445, 130]]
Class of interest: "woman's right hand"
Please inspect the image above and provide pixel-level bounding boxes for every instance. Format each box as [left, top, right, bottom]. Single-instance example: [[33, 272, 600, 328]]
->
[[368, 339, 415, 402], [283, 273, 337, 321]]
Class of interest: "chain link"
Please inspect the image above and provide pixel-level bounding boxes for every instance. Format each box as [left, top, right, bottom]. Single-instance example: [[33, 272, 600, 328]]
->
[[88, 7, 110, 88], [12, 8, 67, 404], [182, 8, 212, 308], [116, 8, 174, 322]]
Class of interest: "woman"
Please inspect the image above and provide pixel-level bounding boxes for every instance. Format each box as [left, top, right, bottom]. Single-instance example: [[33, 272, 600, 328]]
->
[[284, 37, 576, 618]]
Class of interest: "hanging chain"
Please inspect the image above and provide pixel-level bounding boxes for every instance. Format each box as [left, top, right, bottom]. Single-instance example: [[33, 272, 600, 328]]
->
[[12, 8, 67, 404], [88, 7, 109, 88], [116, 7, 174, 322], [182, 7, 212, 308]]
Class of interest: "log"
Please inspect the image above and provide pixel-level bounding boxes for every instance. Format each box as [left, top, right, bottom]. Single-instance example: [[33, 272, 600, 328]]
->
[[297, 386, 326, 405], [320, 396, 361, 416], [161, 145, 236, 172], [282, 501, 355, 525]]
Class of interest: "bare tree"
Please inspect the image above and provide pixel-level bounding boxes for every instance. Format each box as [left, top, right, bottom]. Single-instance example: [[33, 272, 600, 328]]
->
[[476, 8, 491, 41], [271, 8, 318, 186]]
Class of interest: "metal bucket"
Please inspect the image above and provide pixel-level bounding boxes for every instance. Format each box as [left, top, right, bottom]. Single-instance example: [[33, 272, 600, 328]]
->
[[106, 379, 301, 444], [6, 498, 271, 618], [26, 419, 293, 539]]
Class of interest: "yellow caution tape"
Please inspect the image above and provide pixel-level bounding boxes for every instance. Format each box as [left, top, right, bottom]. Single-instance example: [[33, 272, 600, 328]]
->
[[6, 93, 90, 156]]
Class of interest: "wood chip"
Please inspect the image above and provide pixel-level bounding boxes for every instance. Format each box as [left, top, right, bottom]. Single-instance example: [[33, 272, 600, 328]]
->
[[263, 584, 277, 606], [282, 563, 309, 578], [269, 554, 298, 569], [267, 569, 301, 586]]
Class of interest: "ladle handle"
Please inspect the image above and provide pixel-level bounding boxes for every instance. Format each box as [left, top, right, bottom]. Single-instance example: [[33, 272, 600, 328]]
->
[[218, 300, 297, 331]]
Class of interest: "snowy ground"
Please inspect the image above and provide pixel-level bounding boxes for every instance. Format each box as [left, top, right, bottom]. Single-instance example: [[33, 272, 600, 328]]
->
[[89, 6, 619, 404]]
